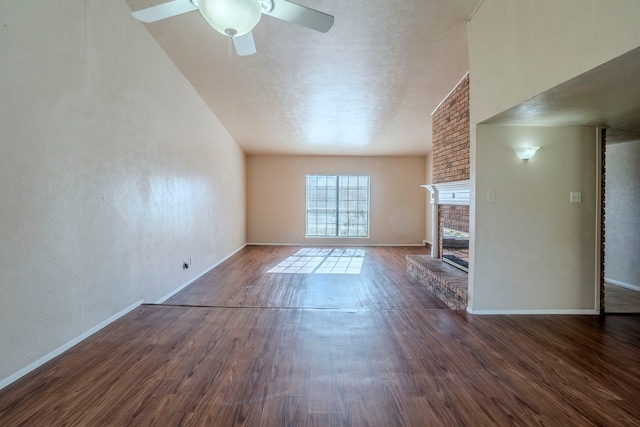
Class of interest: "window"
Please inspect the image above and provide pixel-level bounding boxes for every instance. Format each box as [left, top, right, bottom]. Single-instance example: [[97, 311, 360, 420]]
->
[[306, 175, 369, 237]]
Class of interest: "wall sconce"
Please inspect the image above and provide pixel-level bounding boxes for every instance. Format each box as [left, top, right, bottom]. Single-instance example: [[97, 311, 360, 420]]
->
[[515, 146, 540, 160]]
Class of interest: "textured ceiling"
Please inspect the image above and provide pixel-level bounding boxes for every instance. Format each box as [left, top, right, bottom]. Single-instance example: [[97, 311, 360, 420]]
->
[[125, 0, 481, 155]]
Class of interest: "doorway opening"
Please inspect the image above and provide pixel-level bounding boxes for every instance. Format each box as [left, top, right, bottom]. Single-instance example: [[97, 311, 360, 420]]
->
[[601, 129, 640, 314]]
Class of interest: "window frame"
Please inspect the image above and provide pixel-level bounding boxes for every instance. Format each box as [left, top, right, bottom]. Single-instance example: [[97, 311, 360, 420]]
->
[[305, 174, 370, 238]]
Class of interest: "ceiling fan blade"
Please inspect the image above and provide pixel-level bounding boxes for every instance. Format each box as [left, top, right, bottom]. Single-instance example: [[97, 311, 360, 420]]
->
[[131, 0, 198, 23], [264, 0, 334, 33], [233, 32, 257, 56]]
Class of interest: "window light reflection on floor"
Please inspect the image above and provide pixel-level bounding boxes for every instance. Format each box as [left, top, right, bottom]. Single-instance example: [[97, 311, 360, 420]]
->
[[267, 248, 365, 274]]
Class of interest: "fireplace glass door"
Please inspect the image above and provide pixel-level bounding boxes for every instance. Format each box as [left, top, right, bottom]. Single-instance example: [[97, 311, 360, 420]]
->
[[442, 227, 469, 272]]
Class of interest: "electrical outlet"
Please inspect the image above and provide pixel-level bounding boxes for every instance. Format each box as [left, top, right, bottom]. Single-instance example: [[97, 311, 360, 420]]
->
[[183, 259, 190, 269], [570, 192, 582, 203]]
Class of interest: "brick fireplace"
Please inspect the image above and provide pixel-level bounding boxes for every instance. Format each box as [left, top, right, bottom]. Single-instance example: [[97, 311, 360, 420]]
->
[[407, 73, 470, 309], [426, 73, 470, 264], [423, 180, 470, 266]]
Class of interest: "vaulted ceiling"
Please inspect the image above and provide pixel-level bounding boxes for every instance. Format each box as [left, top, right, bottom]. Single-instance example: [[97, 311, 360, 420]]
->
[[126, 0, 482, 155]]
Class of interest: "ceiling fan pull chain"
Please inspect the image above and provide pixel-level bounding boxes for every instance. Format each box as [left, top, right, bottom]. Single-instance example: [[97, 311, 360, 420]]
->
[[225, 28, 237, 57]]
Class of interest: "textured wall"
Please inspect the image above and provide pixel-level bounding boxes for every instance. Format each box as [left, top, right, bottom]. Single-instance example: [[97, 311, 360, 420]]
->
[[469, 0, 640, 124], [247, 155, 426, 245], [424, 153, 433, 244], [0, 0, 245, 385], [473, 126, 598, 311], [432, 75, 470, 184], [605, 141, 640, 287]]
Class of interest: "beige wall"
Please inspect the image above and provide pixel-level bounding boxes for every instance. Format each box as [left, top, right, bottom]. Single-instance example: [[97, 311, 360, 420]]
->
[[469, 0, 640, 124], [247, 156, 426, 245], [424, 153, 433, 244], [0, 0, 246, 386], [605, 141, 640, 288], [472, 126, 599, 312], [467, 0, 640, 312]]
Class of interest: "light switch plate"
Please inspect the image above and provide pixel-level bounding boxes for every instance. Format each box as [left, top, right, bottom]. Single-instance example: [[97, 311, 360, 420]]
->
[[487, 190, 496, 203], [570, 192, 582, 203]]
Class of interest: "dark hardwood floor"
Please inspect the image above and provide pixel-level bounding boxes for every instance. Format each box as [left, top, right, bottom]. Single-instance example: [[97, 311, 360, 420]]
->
[[165, 246, 447, 310], [1, 246, 640, 426]]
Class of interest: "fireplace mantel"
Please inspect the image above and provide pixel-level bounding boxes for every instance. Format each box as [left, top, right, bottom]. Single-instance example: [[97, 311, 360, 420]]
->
[[421, 180, 470, 206], [421, 180, 470, 257]]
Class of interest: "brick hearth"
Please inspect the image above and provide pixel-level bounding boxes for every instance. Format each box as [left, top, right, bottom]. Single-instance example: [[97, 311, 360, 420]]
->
[[406, 255, 468, 310]]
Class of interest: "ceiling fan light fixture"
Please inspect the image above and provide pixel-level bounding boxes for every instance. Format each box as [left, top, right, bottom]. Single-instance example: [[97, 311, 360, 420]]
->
[[198, 0, 262, 37]]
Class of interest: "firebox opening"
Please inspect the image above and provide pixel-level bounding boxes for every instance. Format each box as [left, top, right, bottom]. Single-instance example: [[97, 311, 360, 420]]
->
[[442, 227, 469, 273]]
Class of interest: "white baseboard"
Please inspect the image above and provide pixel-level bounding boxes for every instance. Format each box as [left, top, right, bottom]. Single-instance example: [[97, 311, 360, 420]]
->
[[246, 243, 425, 247], [0, 299, 143, 391], [155, 244, 247, 304], [466, 307, 599, 315], [605, 277, 640, 292]]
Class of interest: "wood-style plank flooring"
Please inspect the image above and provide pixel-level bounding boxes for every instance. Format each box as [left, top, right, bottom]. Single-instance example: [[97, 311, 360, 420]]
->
[[1, 246, 640, 426], [165, 246, 447, 310], [605, 282, 640, 313]]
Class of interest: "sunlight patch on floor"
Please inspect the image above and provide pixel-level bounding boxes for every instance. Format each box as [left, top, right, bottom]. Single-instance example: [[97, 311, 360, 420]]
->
[[267, 248, 366, 274]]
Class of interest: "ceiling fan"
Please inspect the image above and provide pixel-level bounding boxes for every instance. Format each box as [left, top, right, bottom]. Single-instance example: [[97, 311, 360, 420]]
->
[[131, 0, 334, 56]]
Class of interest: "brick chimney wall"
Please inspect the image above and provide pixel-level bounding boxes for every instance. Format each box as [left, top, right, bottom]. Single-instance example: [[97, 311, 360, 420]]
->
[[432, 75, 470, 257], [432, 74, 470, 184]]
